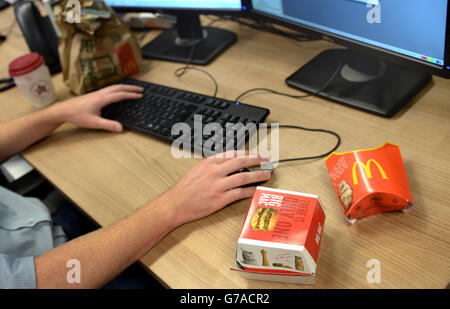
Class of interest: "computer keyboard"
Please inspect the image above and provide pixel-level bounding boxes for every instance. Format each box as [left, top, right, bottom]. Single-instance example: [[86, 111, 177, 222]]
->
[[101, 78, 270, 156]]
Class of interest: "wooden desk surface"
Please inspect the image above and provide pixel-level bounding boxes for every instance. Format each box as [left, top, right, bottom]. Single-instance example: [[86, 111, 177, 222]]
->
[[1, 7, 449, 289]]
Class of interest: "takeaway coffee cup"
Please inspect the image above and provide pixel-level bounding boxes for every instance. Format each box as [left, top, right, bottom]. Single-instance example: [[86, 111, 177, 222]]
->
[[8, 52, 56, 108]]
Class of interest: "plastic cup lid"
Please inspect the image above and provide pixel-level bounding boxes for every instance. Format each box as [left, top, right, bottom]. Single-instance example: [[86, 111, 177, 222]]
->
[[9, 52, 45, 77]]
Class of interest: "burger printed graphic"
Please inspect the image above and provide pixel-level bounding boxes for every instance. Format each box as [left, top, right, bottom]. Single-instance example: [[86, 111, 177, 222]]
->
[[251, 207, 279, 232]]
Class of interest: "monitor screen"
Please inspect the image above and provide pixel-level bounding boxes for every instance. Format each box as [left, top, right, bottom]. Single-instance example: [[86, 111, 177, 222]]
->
[[251, 0, 448, 68], [105, 0, 242, 10]]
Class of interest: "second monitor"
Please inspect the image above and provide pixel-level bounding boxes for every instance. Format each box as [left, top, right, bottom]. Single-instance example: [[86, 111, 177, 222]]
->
[[246, 0, 449, 117], [105, 0, 242, 65]]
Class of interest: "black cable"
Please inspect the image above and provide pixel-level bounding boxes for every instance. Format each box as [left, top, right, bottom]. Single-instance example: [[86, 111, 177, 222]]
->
[[235, 53, 344, 103], [270, 124, 341, 165], [174, 43, 219, 98], [170, 17, 342, 164], [233, 56, 344, 165], [173, 15, 328, 100]]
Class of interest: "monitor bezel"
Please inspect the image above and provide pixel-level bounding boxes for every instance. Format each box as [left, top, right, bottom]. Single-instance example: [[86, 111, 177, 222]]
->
[[105, 0, 243, 16], [242, 0, 450, 79]]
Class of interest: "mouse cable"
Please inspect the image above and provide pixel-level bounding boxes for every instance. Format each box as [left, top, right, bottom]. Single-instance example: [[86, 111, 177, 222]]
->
[[172, 46, 342, 165], [174, 42, 219, 98], [247, 56, 344, 165], [234, 54, 344, 103], [269, 124, 341, 165]]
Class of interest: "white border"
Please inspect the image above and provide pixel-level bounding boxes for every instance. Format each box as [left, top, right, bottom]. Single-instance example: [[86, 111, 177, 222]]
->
[[238, 238, 317, 274]]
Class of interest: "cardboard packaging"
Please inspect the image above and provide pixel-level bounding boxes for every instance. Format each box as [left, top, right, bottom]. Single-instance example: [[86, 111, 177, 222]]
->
[[54, 0, 143, 94], [325, 142, 413, 223], [233, 187, 326, 285]]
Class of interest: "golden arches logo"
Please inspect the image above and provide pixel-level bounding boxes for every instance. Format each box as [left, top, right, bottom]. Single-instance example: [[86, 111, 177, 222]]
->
[[352, 159, 387, 185], [123, 60, 138, 76]]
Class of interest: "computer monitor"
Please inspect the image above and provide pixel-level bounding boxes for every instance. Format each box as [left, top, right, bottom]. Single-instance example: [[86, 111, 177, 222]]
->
[[244, 0, 450, 117], [105, 0, 242, 65]]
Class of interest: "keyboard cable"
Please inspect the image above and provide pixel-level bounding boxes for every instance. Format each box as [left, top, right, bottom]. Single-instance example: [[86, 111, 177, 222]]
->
[[174, 42, 219, 98]]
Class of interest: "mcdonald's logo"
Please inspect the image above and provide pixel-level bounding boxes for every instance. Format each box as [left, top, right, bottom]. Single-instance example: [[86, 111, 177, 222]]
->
[[124, 60, 138, 75], [352, 159, 387, 185]]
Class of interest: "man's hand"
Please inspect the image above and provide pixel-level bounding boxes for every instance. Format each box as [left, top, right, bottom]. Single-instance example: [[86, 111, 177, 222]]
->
[[35, 152, 272, 288], [159, 152, 272, 226], [58, 84, 144, 132]]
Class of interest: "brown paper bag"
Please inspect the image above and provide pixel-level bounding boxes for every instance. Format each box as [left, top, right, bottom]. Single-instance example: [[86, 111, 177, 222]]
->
[[54, 0, 143, 94]]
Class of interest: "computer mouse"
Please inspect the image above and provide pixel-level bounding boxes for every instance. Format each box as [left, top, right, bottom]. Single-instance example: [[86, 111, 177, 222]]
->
[[233, 162, 274, 187]]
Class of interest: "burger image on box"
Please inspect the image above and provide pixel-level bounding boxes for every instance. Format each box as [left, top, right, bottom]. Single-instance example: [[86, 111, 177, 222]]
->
[[232, 187, 326, 285]]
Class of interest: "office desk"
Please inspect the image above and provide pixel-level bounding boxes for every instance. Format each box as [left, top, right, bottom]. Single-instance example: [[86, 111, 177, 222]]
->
[[1, 7, 449, 289]]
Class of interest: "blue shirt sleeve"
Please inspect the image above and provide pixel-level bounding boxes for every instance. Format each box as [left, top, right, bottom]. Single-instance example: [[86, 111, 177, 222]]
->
[[0, 253, 36, 289]]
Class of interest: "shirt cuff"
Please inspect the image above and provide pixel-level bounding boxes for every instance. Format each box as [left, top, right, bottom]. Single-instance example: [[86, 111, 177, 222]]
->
[[0, 253, 37, 289]]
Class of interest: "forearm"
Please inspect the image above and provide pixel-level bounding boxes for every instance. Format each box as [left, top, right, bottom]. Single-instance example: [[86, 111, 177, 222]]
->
[[0, 84, 144, 163], [0, 104, 67, 163], [33, 151, 271, 288], [34, 197, 181, 289]]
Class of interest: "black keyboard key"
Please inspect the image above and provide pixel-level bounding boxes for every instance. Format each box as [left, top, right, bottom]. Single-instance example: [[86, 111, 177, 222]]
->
[[219, 102, 229, 109], [101, 78, 270, 156]]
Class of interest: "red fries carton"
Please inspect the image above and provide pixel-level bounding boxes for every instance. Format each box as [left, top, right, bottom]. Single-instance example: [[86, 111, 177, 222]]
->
[[232, 187, 326, 285], [325, 142, 413, 223]]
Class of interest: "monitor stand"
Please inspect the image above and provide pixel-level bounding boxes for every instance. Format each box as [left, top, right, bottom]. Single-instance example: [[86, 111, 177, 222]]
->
[[285, 49, 432, 117], [141, 13, 237, 65]]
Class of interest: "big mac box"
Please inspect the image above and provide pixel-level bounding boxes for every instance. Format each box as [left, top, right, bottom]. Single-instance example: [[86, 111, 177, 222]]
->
[[232, 187, 326, 285]]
